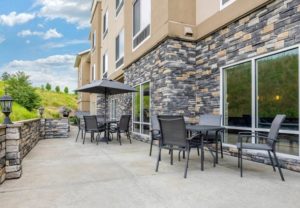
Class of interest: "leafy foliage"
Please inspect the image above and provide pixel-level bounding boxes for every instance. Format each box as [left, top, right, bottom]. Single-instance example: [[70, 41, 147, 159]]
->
[[55, 86, 60, 93], [64, 86, 69, 94], [5, 72, 41, 111], [45, 83, 51, 91]]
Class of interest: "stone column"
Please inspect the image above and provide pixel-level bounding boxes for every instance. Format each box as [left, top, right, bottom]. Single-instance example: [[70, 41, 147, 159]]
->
[[0, 125, 6, 184], [5, 124, 22, 179]]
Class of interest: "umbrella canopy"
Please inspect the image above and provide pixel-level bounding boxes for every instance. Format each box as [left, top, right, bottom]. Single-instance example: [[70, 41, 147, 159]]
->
[[76, 78, 136, 94]]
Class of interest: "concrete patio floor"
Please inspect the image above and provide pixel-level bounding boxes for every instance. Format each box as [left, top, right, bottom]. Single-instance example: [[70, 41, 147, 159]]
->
[[0, 127, 300, 208]]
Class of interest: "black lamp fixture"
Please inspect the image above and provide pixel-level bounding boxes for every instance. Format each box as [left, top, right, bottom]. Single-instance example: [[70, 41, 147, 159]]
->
[[38, 106, 45, 118], [0, 91, 13, 124]]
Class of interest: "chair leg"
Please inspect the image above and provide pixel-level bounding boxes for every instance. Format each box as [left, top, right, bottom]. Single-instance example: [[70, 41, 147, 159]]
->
[[155, 147, 162, 172], [184, 149, 190, 178], [149, 138, 154, 156], [127, 131, 132, 144], [268, 150, 276, 172], [96, 133, 100, 145], [237, 149, 240, 168], [273, 151, 285, 181], [83, 132, 86, 144], [220, 139, 224, 158], [197, 147, 200, 156], [118, 132, 122, 145], [75, 129, 80, 142], [170, 149, 173, 165], [183, 151, 185, 159], [240, 148, 243, 178], [178, 151, 181, 162]]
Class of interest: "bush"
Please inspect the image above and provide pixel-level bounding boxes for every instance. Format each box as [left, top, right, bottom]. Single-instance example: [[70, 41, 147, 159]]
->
[[5, 71, 41, 111]]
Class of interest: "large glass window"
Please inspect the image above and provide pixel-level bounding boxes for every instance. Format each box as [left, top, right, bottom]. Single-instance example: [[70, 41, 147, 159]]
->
[[256, 49, 299, 131], [115, 29, 124, 68], [133, 82, 150, 136], [110, 99, 117, 120], [116, 0, 124, 16], [221, 0, 235, 9], [102, 52, 108, 78], [103, 10, 108, 38], [92, 31, 96, 49], [133, 0, 150, 49], [222, 47, 299, 156], [224, 62, 252, 127]]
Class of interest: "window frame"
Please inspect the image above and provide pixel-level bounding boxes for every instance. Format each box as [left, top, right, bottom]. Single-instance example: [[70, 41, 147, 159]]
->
[[220, 0, 235, 10], [92, 30, 96, 50], [115, 28, 124, 70], [102, 51, 108, 78], [91, 64, 96, 81], [110, 99, 117, 120], [132, 0, 151, 50], [103, 9, 109, 39], [116, 0, 124, 17], [132, 81, 151, 137], [220, 44, 300, 158]]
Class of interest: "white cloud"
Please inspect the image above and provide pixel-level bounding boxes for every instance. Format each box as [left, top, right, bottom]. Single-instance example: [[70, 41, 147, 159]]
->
[[26, 40, 31, 44], [35, 0, 90, 29], [18, 28, 63, 40], [0, 35, 5, 44], [44, 39, 89, 49], [43, 28, 63, 39], [0, 11, 35, 26], [1, 54, 78, 91]]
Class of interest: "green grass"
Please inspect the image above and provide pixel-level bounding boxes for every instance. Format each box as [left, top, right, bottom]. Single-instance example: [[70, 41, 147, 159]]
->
[[0, 81, 78, 122]]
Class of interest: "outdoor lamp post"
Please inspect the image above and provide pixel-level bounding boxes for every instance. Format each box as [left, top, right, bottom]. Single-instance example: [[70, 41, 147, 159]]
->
[[38, 106, 45, 118], [0, 93, 13, 124]]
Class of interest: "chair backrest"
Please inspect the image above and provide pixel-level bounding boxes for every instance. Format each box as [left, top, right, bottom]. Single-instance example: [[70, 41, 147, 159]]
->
[[96, 115, 105, 124], [83, 116, 98, 131], [119, 115, 131, 131], [199, 114, 222, 126], [267, 114, 286, 146], [151, 115, 160, 131], [158, 116, 187, 147]]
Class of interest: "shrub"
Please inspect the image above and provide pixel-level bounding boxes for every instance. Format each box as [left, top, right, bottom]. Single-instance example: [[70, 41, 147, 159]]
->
[[5, 71, 41, 111]]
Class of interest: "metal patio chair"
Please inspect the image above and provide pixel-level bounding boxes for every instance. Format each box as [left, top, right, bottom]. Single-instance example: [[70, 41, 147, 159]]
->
[[237, 114, 286, 181], [75, 111, 90, 142], [109, 115, 131, 145], [83, 116, 106, 145], [199, 114, 223, 159], [150, 115, 161, 156], [156, 116, 200, 178]]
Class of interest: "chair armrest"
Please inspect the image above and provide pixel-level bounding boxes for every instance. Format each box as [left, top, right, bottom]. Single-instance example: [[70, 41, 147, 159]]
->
[[151, 129, 160, 134], [238, 131, 269, 148]]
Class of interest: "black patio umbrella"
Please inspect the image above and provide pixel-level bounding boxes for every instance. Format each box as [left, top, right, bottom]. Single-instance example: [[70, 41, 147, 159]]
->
[[76, 78, 136, 140]]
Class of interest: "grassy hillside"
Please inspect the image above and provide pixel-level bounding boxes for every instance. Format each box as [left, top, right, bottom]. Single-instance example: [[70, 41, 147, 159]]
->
[[0, 81, 77, 123]]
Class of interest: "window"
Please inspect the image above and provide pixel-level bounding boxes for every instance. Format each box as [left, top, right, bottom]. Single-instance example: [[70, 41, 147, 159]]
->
[[222, 47, 300, 156], [92, 31, 96, 49], [116, 0, 124, 16], [110, 99, 117, 120], [133, 0, 151, 49], [103, 10, 108, 38], [133, 82, 150, 136], [91, 64, 96, 81], [220, 0, 235, 10], [115, 29, 124, 69], [102, 52, 108, 78]]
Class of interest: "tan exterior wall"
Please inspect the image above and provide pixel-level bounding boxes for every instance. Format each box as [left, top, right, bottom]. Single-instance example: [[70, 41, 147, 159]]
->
[[76, 51, 91, 112], [87, 0, 272, 81], [90, 1, 102, 81]]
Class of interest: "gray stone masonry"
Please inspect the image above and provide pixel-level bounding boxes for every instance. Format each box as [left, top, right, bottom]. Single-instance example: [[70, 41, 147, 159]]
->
[[95, 0, 300, 172]]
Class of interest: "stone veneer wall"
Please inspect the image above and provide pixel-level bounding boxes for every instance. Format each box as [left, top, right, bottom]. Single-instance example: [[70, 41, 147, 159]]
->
[[0, 126, 5, 184], [99, 0, 300, 171], [0, 118, 70, 185]]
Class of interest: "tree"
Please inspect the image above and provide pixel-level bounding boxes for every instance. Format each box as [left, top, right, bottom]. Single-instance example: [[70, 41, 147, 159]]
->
[[1, 72, 10, 81], [6, 71, 41, 111], [41, 85, 45, 91], [45, 83, 51, 91], [55, 86, 60, 93], [64, 86, 69, 94]]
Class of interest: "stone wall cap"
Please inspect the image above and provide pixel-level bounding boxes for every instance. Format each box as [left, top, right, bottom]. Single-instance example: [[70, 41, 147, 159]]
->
[[15, 118, 41, 124], [0, 125, 6, 129]]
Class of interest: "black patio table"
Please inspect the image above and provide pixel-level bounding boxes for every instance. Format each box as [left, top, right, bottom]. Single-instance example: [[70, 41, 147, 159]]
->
[[186, 125, 225, 171], [97, 119, 118, 142]]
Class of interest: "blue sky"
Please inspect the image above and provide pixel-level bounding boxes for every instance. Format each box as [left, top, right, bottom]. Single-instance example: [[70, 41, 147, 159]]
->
[[0, 0, 91, 92]]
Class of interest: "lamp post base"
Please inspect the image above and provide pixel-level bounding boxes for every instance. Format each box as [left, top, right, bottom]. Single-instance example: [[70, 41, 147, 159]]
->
[[3, 115, 13, 124]]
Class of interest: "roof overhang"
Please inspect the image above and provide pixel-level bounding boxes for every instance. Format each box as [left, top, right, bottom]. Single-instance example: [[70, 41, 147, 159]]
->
[[74, 49, 91, 68]]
